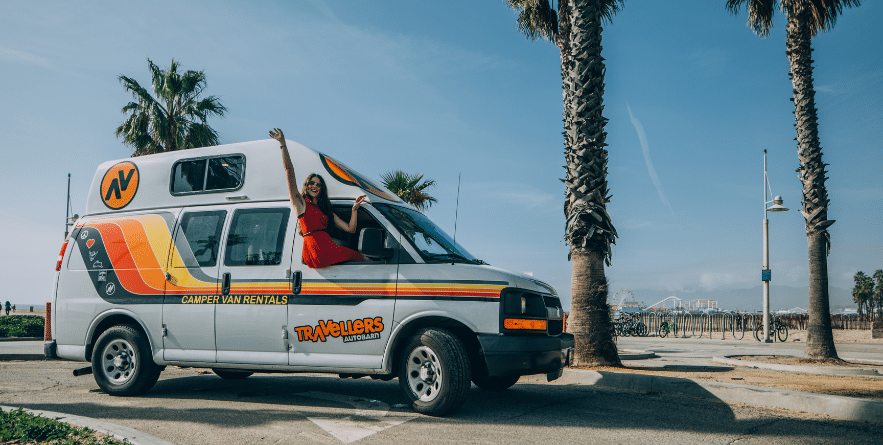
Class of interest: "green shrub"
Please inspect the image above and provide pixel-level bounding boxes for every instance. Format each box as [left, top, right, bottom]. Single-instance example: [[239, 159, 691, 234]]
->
[[0, 315, 45, 338], [0, 407, 127, 444]]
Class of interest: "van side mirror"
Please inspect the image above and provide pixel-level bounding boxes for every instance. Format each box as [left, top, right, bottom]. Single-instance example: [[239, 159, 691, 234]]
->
[[358, 228, 393, 259]]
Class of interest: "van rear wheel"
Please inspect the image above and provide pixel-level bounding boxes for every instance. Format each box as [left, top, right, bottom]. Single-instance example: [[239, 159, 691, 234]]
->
[[397, 328, 470, 416], [92, 325, 161, 396], [212, 368, 253, 379]]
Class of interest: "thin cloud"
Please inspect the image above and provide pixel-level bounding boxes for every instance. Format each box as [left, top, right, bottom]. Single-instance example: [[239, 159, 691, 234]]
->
[[627, 104, 673, 214], [0, 47, 52, 69]]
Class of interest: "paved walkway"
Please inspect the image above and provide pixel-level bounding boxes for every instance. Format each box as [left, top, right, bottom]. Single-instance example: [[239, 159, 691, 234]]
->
[[2, 337, 881, 444]]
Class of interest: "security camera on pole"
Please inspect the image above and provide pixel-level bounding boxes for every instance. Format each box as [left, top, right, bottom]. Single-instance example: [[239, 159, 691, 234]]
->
[[762, 150, 788, 342]]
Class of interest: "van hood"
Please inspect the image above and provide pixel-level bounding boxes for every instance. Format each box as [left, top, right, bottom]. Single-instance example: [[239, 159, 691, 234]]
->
[[468, 264, 557, 296]]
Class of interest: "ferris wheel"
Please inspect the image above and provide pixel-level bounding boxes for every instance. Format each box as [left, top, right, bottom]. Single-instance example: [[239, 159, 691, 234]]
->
[[611, 289, 634, 309]]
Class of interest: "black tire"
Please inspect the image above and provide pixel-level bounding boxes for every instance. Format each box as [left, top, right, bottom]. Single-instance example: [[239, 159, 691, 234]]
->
[[397, 328, 471, 416], [212, 368, 254, 379], [777, 325, 789, 342], [472, 374, 519, 392], [754, 324, 767, 342], [659, 322, 669, 338], [92, 325, 161, 396]]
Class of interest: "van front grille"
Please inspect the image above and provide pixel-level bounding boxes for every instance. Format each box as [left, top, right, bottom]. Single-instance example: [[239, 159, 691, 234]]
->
[[544, 296, 561, 308]]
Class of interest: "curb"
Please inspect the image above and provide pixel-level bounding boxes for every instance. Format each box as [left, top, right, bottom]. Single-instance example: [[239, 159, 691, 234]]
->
[[0, 337, 43, 342], [618, 349, 657, 360], [713, 356, 883, 378], [0, 405, 175, 445], [0, 354, 47, 361], [565, 369, 883, 425]]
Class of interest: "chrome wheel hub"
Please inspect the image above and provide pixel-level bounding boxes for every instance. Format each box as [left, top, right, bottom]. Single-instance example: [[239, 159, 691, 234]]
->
[[100, 339, 136, 385], [406, 346, 442, 402]]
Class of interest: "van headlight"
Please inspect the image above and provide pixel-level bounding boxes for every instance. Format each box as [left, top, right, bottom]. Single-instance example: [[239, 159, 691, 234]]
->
[[500, 289, 547, 333]]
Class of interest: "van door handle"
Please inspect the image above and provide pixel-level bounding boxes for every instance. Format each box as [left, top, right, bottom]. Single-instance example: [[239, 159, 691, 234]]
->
[[222, 273, 231, 295], [291, 270, 302, 295]]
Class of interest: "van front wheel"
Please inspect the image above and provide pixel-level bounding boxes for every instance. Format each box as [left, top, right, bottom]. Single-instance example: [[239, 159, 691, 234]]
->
[[398, 328, 470, 416], [92, 325, 161, 396]]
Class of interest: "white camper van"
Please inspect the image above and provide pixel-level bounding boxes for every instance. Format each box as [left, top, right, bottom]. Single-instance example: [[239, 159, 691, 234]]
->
[[47, 139, 573, 416]]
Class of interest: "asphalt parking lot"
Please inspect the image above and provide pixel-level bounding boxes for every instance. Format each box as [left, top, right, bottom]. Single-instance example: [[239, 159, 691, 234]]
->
[[2, 359, 881, 445]]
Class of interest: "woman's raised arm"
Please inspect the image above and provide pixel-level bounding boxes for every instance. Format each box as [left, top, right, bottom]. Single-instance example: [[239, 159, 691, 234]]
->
[[333, 195, 366, 233], [270, 128, 306, 216]]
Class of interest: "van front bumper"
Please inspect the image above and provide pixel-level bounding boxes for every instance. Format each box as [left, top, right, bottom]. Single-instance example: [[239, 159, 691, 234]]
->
[[477, 333, 574, 379]]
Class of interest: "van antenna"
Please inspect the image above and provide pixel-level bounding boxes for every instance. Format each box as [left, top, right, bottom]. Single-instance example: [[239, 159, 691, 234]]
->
[[452, 173, 461, 264]]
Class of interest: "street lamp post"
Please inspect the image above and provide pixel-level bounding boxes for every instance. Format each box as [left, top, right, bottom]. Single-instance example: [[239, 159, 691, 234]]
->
[[763, 150, 788, 342]]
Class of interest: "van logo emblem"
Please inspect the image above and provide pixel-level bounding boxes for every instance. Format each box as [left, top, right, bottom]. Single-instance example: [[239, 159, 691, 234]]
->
[[86, 239, 95, 248], [100, 161, 140, 210], [105, 282, 116, 295], [80, 230, 89, 239]]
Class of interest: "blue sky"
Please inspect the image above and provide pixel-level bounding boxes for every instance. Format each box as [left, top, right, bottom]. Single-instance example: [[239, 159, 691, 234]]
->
[[1, 1, 880, 310]]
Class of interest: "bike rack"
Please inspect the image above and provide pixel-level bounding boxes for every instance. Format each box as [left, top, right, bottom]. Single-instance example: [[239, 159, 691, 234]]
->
[[680, 313, 691, 338]]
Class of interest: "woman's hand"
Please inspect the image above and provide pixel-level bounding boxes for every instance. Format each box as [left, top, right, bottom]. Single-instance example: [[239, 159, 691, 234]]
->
[[353, 195, 367, 212], [269, 128, 286, 146]]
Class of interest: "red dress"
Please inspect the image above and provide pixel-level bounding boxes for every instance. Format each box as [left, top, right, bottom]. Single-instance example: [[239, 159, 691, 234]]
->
[[299, 199, 365, 268]]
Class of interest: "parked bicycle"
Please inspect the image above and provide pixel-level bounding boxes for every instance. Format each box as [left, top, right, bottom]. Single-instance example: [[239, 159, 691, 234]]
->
[[754, 317, 788, 342], [658, 314, 678, 338], [613, 313, 648, 337]]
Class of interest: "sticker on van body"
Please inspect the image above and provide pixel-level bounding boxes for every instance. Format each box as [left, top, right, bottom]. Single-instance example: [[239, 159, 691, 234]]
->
[[100, 161, 140, 210], [319, 154, 399, 202], [293, 317, 385, 343], [72, 214, 509, 305]]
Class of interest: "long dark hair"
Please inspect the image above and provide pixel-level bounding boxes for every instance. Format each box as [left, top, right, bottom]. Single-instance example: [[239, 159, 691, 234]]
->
[[302, 173, 332, 217]]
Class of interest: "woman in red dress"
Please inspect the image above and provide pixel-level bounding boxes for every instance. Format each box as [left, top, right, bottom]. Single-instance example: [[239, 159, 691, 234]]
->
[[270, 128, 367, 268]]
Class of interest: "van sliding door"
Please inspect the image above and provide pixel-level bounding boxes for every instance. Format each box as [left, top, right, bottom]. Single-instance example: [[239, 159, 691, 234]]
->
[[215, 205, 293, 366], [162, 207, 227, 363]]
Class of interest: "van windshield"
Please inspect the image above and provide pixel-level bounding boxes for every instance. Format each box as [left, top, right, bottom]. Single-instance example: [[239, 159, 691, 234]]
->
[[373, 204, 483, 264]]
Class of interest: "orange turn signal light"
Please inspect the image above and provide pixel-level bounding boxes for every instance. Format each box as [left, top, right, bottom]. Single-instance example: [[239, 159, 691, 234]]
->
[[504, 318, 547, 331], [562, 312, 568, 333]]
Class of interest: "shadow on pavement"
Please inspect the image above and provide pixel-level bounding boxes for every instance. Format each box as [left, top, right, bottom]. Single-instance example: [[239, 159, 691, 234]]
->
[[13, 372, 881, 442]]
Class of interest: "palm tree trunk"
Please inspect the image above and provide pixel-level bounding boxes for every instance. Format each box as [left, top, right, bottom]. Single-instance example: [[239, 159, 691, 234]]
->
[[568, 249, 620, 366], [786, 7, 838, 360], [557, 0, 573, 160], [807, 231, 837, 358], [564, 0, 620, 367]]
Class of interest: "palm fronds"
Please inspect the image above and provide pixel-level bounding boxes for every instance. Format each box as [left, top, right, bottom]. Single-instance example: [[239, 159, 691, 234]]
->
[[380, 170, 438, 211], [115, 58, 226, 156]]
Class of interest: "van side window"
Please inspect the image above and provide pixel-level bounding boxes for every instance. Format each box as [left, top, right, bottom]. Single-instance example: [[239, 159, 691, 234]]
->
[[224, 208, 290, 266], [329, 206, 387, 259], [173, 211, 226, 268], [171, 155, 244, 195]]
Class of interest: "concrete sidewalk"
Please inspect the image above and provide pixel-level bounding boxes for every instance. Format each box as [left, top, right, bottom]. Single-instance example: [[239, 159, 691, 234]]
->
[[608, 336, 883, 425], [0, 339, 45, 360], [2, 337, 881, 444]]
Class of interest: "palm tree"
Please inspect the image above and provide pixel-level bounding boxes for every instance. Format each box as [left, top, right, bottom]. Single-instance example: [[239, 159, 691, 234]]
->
[[852, 271, 872, 316], [727, 0, 859, 360], [379, 171, 438, 211], [507, 0, 624, 367], [873, 270, 883, 321], [115, 59, 227, 156]]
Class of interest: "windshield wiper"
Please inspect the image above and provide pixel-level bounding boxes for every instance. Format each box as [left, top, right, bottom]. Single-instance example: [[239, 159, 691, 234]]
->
[[424, 252, 482, 265]]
